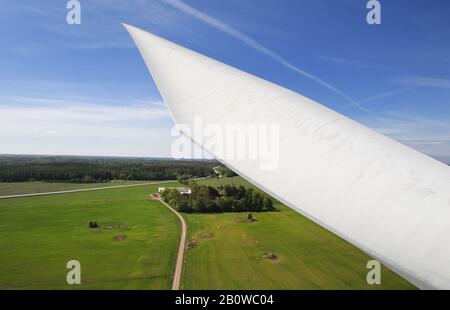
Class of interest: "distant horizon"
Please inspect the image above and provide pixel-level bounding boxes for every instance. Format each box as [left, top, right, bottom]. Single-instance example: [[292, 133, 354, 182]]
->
[[0, 153, 217, 161], [0, 152, 448, 166]]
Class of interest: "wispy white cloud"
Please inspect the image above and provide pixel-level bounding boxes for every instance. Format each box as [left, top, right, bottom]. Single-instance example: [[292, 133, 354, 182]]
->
[[315, 55, 381, 70], [6, 0, 191, 50], [394, 76, 450, 89], [363, 111, 450, 163], [316, 55, 349, 65], [0, 103, 168, 124], [341, 76, 450, 112], [0, 96, 175, 157], [5, 95, 165, 109]]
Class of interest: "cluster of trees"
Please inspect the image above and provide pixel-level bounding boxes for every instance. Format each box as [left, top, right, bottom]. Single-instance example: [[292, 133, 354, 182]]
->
[[161, 182, 275, 213], [0, 155, 218, 183], [176, 174, 194, 184]]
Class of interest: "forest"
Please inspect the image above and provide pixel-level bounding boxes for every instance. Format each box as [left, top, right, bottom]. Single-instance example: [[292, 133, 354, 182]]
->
[[0, 155, 218, 183]]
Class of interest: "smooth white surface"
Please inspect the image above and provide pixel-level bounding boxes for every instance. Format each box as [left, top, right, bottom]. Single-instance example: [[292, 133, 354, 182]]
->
[[125, 24, 450, 289]]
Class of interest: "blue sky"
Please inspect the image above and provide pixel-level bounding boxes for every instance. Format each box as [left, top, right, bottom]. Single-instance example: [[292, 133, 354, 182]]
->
[[1, 0, 449, 162]]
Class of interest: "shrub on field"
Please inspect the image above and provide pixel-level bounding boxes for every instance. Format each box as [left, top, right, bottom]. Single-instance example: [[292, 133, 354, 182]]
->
[[88, 221, 99, 228]]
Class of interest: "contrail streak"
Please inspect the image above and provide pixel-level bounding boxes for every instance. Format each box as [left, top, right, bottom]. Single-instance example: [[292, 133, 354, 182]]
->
[[340, 87, 414, 109], [162, 0, 372, 114]]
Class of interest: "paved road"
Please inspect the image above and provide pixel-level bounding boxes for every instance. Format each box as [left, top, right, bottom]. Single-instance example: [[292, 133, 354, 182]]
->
[[0, 180, 177, 200], [151, 193, 186, 290]]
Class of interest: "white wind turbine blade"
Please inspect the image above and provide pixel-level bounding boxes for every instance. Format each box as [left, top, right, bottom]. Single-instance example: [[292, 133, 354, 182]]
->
[[124, 24, 450, 289]]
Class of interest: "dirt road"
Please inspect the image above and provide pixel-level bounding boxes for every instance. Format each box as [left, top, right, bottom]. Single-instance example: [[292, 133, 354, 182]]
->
[[151, 193, 186, 290]]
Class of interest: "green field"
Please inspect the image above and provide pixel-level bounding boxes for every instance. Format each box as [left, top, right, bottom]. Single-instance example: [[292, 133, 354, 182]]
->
[[182, 177, 415, 290], [0, 181, 179, 289], [0, 180, 149, 196], [0, 178, 415, 289]]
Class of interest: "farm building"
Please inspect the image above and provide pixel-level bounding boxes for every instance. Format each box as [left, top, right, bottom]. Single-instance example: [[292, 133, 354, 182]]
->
[[158, 187, 192, 195]]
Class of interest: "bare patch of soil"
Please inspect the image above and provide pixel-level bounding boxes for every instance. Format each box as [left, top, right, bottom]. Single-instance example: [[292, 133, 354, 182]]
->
[[198, 231, 214, 239], [113, 235, 126, 241], [100, 223, 125, 230]]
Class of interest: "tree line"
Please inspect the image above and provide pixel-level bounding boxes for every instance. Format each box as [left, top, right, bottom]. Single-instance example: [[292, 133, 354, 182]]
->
[[0, 155, 218, 183], [161, 182, 275, 213]]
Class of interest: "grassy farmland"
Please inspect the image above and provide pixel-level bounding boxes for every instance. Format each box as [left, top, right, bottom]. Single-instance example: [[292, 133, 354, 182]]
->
[[0, 181, 179, 289], [181, 177, 416, 290], [0, 178, 415, 289], [0, 180, 148, 197]]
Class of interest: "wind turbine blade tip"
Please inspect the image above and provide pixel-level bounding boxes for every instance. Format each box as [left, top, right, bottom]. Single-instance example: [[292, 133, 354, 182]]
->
[[122, 23, 140, 32]]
